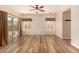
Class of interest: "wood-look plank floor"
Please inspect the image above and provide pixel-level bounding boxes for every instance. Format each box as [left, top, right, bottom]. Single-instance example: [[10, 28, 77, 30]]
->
[[0, 35, 79, 53]]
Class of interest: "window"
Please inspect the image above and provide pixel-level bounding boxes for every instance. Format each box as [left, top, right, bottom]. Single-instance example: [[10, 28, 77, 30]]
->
[[22, 18, 32, 31], [25, 21, 30, 31], [46, 18, 55, 31], [47, 21, 53, 31]]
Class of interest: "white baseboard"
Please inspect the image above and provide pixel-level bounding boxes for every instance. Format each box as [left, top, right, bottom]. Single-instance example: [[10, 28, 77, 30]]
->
[[71, 41, 79, 49], [55, 34, 62, 39]]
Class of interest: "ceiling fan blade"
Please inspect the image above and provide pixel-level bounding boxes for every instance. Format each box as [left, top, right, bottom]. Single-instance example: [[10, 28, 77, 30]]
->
[[39, 10, 45, 12], [29, 9, 35, 11], [39, 6, 44, 8], [30, 5, 35, 8]]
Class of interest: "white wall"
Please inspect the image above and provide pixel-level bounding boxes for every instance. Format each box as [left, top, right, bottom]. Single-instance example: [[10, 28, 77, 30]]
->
[[56, 12, 63, 39], [71, 6, 79, 48], [56, 6, 71, 39], [21, 14, 56, 35], [56, 6, 79, 48]]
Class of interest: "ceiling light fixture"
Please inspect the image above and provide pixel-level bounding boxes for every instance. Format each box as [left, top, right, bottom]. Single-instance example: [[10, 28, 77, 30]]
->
[[29, 5, 45, 13]]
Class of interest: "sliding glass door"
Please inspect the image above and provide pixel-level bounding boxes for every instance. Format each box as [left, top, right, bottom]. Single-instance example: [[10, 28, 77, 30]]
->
[[7, 15, 19, 43], [7, 15, 13, 43], [13, 17, 19, 39]]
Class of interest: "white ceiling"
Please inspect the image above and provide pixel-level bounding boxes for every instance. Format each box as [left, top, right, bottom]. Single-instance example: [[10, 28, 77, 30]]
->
[[6, 5, 64, 14]]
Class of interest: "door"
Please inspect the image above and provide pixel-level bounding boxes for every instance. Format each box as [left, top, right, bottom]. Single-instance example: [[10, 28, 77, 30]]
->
[[13, 17, 19, 39], [62, 9, 71, 39], [7, 15, 19, 43], [7, 15, 13, 43]]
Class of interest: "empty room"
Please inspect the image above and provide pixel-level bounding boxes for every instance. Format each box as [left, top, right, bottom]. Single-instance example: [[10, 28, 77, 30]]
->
[[0, 5, 79, 53]]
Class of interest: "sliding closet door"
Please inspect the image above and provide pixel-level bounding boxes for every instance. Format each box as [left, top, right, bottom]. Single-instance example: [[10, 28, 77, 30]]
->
[[7, 15, 13, 43]]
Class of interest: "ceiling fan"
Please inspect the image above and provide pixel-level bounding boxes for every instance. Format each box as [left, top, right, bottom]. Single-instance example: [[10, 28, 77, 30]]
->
[[29, 5, 45, 13]]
